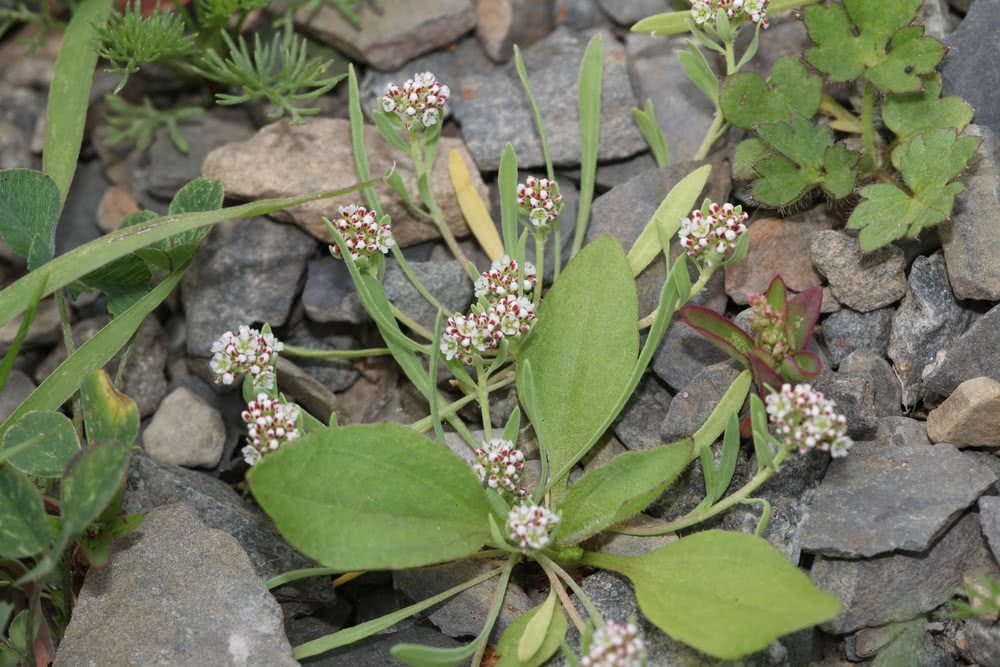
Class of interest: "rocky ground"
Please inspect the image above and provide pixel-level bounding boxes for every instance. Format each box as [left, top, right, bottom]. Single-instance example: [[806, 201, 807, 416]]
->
[[3, 0, 1000, 664]]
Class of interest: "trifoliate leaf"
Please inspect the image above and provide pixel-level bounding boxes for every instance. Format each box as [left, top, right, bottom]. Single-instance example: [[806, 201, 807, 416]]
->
[[720, 56, 822, 130], [848, 129, 981, 251], [804, 0, 944, 93], [882, 73, 974, 169]]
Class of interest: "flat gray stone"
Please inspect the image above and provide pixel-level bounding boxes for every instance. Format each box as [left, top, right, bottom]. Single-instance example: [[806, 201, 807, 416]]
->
[[941, 125, 1000, 300], [661, 360, 744, 442], [382, 259, 474, 332], [53, 504, 296, 666], [454, 26, 646, 170], [979, 495, 1000, 564], [921, 302, 1000, 406], [822, 307, 893, 369], [813, 369, 879, 440], [801, 444, 997, 558], [477, 0, 554, 62], [874, 416, 932, 449], [941, 0, 1000, 139], [597, 0, 663, 25], [614, 373, 672, 451], [888, 252, 976, 406], [302, 257, 370, 324], [839, 350, 903, 419], [811, 512, 1000, 634], [810, 231, 907, 312], [965, 618, 1000, 667], [283, 335, 360, 393], [0, 369, 34, 424]]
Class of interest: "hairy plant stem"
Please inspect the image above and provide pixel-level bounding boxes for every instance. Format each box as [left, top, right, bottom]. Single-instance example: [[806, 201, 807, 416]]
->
[[610, 445, 791, 536], [860, 80, 878, 174], [55, 289, 83, 438], [389, 303, 434, 341], [537, 554, 603, 625], [476, 362, 493, 441], [407, 133, 478, 281], [542, 562, 586, 632], [282, 344, 391, 359], [532, 233, 545, 307], [410, 370, 515, 433]]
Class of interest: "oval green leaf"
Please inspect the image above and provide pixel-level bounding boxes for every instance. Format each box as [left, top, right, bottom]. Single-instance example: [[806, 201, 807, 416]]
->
[[60, 443, 131, 535], [0, 169, 61, 270], [248, 423, 492, 571], [585, 530, 841, 659], [0, 464, 49, 557], [496, 594, 568, 667], [1, 410, 80, 478], [517, 236, 639, 498], [81, 369, 139, 447]]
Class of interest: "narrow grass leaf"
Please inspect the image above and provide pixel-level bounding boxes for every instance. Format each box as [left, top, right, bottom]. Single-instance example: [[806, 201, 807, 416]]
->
[[498, 143, 520, 260], [347, 64, 381, 214], [572, 34, 603, 257]]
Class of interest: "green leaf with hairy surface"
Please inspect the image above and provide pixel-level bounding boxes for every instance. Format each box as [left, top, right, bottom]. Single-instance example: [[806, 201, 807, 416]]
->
[[0, 169, 60, 270], [0, 464, 49, 557], [81, 369, 139, 447], [517, 236, 639, 499], [631, 99, 670, 168], [720, 57, 822, 130], [248, 423, 491, 570], [584, 531, 841, 659], [77, 253, 151, 316], [677, 45, 719, 103], [499, 143, 520, 260], [820, 144, 861, 199], [882, 73, 974, 170], [495, 593, 568, 667], [626, 164, 710, 276], [166, 177, 224, 246], [1, 411, 79, 478], [803, 0, 942, 93], [556, 440, 693, 545], [848, 128, 981, 251], [733, 138, 771, 181]]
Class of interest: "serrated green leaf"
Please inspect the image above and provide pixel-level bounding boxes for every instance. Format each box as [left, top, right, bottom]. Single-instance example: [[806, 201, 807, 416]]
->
[[733, 138, 771, 181], [720, 57, 822, 130], [848, 129, 981, 250], [81, 369, 139, 447], [752, 154, 817, 207], [556, 441, 693, 545], [0, 169, 61, 270], [495, 594, 568, 667], [167, 177, 224, 246], [820, 144, 860, 199], [248, 423, 491, 570], [585, 531, 841, 659], [1, 410, 80, 478], [804, 0, 942, 93], [756, 114, 830, 171], [883, 74, 973, 170], [0, 464, 49, 557]]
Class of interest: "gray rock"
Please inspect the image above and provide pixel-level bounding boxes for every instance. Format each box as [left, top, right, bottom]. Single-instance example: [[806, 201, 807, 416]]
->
[[813, 369, 879, 440], [615, 373, 672, 451], [0, 82, 42, 170], [0, 297, 61, 354], [888, 252, 976, 406], [917, 0, 954, 39], [283, 335, 360, 393], [809, 231, 907, 312], [53, 504, 296, 666], [661, 360, 744, 442], [143, 387, 226, 468], [597, 0, 663, 25], [393, 559, 532, 641], [184, 217, 316, 357], [979, 496, 1000, 564], [454, 26, 646, 170], [287, 0, 476, 71], [811, 511, 1000, 634], [117, 315, 169, 418], [591, 513, 678, 557], [839, 350, 903, 419], [146, 109, 255, 200], [0, 369, 34, 423], [122, 454, 334, 604], [801, 444, 997, 558], [0, 117, 30, 170], [927, 376, 1000, 447], [56, 159, 106, 256], [274, 356, 339, 426], [477, 0, 555, 62], [626, 33, 716, 164], [382, 259, 474, 332], [867, 618, 954, 667], [964, 618, 1000, 667], [941, 0, 1000, 139], [648, 440, 753, 522], [722, 490, 815, 564], [302, 257, 370, 324], [289, 617, 461, 666], [874, 416, 932, 449], [941, 125, 1000, 300], [653, 310, 732, 393], [921, 302, 1000, 406], [552, 0, 611, 30], [851, 620, 910, 659], [822, 308, 893, 368]]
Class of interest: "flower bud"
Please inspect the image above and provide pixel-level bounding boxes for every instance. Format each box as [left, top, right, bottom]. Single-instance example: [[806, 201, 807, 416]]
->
[[580, 620, 647, 667], [381, 72, 450, 132], [209, 325, 283, 390], [765, 383, 852, 457], [240, 393, 301, 466], [507, 504, 559, 551]]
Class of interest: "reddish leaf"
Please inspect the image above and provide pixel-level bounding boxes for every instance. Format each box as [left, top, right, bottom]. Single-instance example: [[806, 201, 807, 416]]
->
[[748, 349, 784, 392], [680, 305, 754, 364], [779, 350, 822, 382], [764, 275, 788, 312], [785, 285, 823, 351]]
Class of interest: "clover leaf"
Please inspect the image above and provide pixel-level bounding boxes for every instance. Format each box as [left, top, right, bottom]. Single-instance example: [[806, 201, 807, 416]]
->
[[720, 56, 823, 130], [848, 128, 981, 251], [748, 114, 859, 207], [882, 73, 974, 169], [804, 0, 945, 93]]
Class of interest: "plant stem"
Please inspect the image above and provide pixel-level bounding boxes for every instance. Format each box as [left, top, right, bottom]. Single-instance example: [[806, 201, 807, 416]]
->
[[471, 555, 519, 667], [55, 289, 83, 438], [389, 303, 435, 341], [537, 554, 603, 625], [532, 234, 545, 307], [476, 362, 493, 441], [409, 371, 515, 433], [543, 564, 587, 633], [637, 266, 712, 329], [860, 80, 877, 173], [552, 224, 562, 282], [609, 446, 790, 536], [390, 244, 450, 315], [282, 344, 392, 359], [113, 329, 139, 390]]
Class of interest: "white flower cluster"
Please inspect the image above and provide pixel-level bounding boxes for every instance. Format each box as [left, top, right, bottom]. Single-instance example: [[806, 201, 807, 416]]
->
[[328, 204, 394, 261], [677, 200, 748, 267], [209, 325, 283, 389], [581, 621, 647, 667], [381, 72, 450, 131], [765, 383, 853, 458], [440, 296, 535, 365], [241, 393, 301, 466], [507, 504, 559, 551], [474, 255, 537, 300], [517, 176, 564, 228], [473, 438, 528, 500], [691, 0, 769, 29]]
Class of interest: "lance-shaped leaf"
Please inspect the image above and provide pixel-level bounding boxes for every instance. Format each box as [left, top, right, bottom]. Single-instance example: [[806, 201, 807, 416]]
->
[[785, 284, 823, 351], [248, 423, 492, 571], [720, 56, 822, 130], [848, 128, 981, 251], [0, 169, 60, 270], [803, 0, 944, 93], [556, 440, 694, 545], [679, 305, 754, 365], [583, 531, 841, 659], [778, 349, 822, 383], [494, 592, 567, 667], [751, 114, 859, 207], [882, 73, 974, 170]]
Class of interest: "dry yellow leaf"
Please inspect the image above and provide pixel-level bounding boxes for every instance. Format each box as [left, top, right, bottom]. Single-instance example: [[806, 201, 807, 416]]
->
[[449, 150, 504, 261]]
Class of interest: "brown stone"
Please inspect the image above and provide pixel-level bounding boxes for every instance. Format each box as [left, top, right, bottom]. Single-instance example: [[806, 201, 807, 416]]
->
[[927, 376, 1000, 447], [201, 118, 482, 247], [476, 0, 554, 62], [724, 217, 834, 304], [97, 186, 141, 233]]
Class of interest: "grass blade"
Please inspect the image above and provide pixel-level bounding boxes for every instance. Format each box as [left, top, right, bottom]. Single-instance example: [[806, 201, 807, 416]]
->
[[571, 34, 603, 258]]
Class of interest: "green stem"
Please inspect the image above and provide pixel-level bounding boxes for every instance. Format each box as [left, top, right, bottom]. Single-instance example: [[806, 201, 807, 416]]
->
[[471, 555, 519, 667], [390, 244, 450, 315], [113, 329, 139, 390], [476, 362, 493, 441], [532, 234, 545, 307], [723, 36, 737, 75], [692, 108, 727, 161], [282, 344, 392, 359], [537, 554, 603, 625], [409, 371, 515, 433], [389, 303, 435, 342], [637, 266, 712, 329], [860, 80, 877, 174], [610, 445, 790, 536], [55, 290, 83, 438], [552, 224, 562, 282], [542, 563, 586, 633]]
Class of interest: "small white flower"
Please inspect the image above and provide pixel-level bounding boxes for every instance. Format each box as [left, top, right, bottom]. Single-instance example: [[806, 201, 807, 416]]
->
[[507, 504, 559, 551], [382, 72, 450, 131], [765, 384, 852, 457], [209, 325, 283, 390], [517, 176, 564, 227], [475, 255, 537, 299], [580, 620, 646, 667], [473, 439, 527, 499], [241, 393, 302, 466], [328, 204, 393, 261]]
